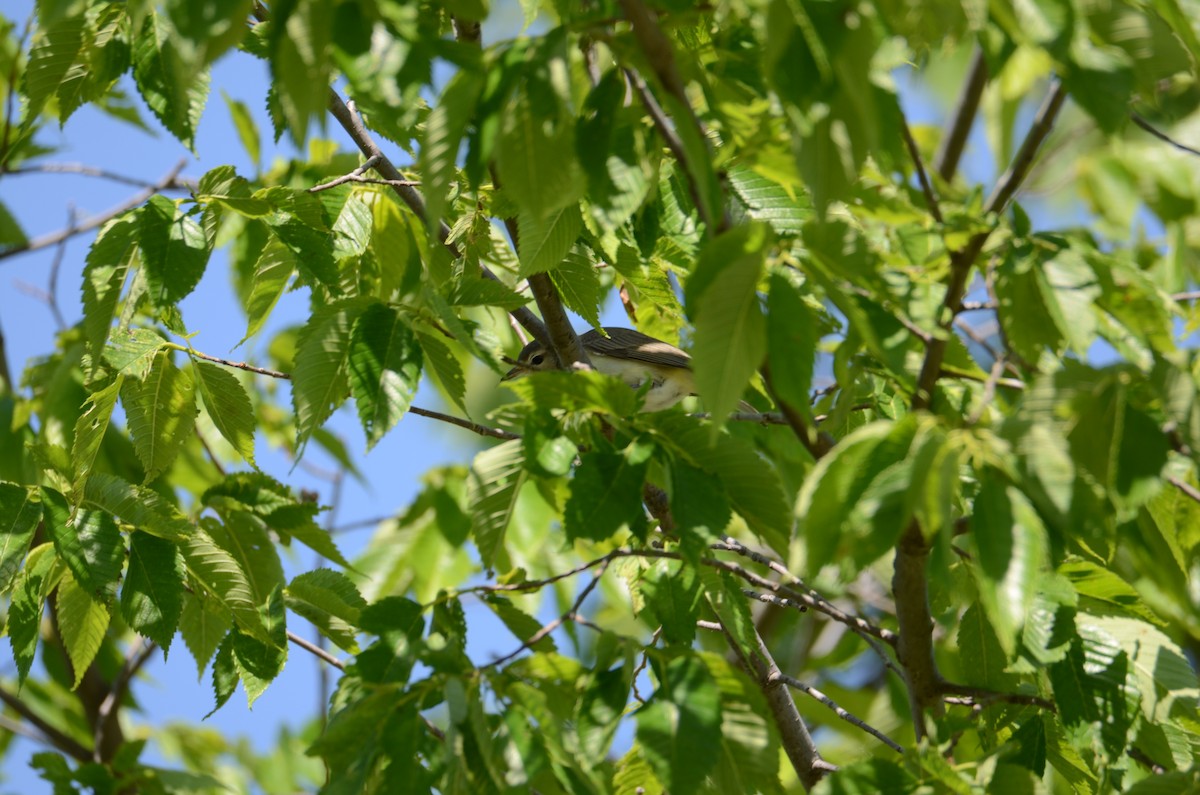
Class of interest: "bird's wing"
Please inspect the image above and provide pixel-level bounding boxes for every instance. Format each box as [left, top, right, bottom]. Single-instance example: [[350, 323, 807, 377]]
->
[[582, 327, 692, 369]]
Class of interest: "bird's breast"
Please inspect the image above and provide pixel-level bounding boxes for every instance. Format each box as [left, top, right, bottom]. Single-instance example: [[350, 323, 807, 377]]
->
[[590, 355, 694, 411]]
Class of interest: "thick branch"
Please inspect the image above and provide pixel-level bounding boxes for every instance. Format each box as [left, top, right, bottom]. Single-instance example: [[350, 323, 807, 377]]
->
[[934, 48, 988, 181], [0, 159, 188, 263]]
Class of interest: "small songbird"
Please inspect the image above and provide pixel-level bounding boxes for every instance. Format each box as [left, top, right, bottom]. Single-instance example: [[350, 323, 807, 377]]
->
[[501, 327, 696, 411]]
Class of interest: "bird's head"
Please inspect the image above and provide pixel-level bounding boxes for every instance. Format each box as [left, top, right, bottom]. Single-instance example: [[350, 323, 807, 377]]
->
[[501, 339, 558, 381]]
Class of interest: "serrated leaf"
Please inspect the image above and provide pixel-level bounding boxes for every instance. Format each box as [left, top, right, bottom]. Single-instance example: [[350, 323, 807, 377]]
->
[[642, 559, 701, 646], [57, 571, 111, 688], [517, 204, 582, 277], [687, 223, 770, 428], [467, 439, 526, 570], [122, 350, 197, 482], [970, 473, 1048, 654], [613, 745, 665, 795], [9, 545, 58, 684], [121, 531, 185, 650], [41, 487, 124, 604], [766, 271, 817, 431], [240, 237, 295, 343], [222, 92, 261, 169], [285, 569, 365, 653], [192, 361, 256, 466], [204, 514, 285, 608], [179, 591, 232, 678], [208, 633, 238, 715], [292, 298, 372, 456], [496, 79, 584, 219], [727, 164, 811, 235], [196, 164, 272, 217], [637, 654, 722, 795], [70, 376, 123, 500], [0, 483, 41, 593], [957, 602, 1019, 691], [565, 440, 653, 544], [348, 304, 422, 449], [132, 11, 210, 149], [420, 67, 483, 234], [81, 214, 138, 364], [652, 414, 791, 555], [551, 245, 603, 330], [415, 329, 467, 413], [268, 0, 333, 144], [22, 14, 89, 123], [179, 525, 270, 644], [482, 594, 556, 653], [83, 472, 194, 541], [139, 195, 211, 308], [103, 329, 166, 379]]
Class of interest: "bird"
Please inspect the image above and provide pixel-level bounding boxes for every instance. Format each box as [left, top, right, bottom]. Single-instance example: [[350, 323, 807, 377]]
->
[[501, 327, 697, 411]]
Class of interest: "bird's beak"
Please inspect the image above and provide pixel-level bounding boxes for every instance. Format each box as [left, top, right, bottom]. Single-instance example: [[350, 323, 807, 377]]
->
[[501, 365, 526, 382]]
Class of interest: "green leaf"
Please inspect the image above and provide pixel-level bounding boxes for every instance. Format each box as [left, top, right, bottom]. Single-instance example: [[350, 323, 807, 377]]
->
[[196, 165, 273, 217], [564, 439, 653, 543], [231, 587, 287, 705], [957, 602, 1019, 691], [348, 304, 422, 450], [495, 78, 585, 219], [179, 525, 270, 644], [414, 329, 467, 413], [285, 569, 365, 653], [22, 14, 92, 123], [651, 414, 791, 555], [292, 298, 372, 456], [795, 419, 913, 570], [132, 11, 210, 149], [0, 200, 27, 247], [577, 664, 629, 762], [268, 0, 333, 143], [121, 531, 185, 649], [700, 652, 783, 795], [637, 654, 722, 795], [240, 237, 295, 343], [103, 328, 167, 379], [192, 361, 256, 466], [687, 223, 770, 427], [766, 271, 817, 427], [179, 591, 232, 678], [41, 487, 124, 604], [467, 439, 526, 570], [204, 514, 285, 609], [550, 246, 604, 330], [0, 483, 41, 593], [728, 164, 811, 235], [222, 91, 261, 169], [642, 559, 701, 645], [970, 472, 1049, 654], [56, 571, 111, 688], [82, 472, 194, 541], [613, 745, 665, 795], [208, 634, 238, 715], [122, 350, 197, 482], [81, 214, 138, 363], [517, 204, 583, 277], [420, 67, 483, 234], [139, 195, 212, 308], [70, 376, 123, 501], [9, 545, 58, 684]]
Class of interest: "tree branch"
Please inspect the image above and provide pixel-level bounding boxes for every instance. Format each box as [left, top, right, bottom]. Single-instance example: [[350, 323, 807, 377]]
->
[[93, 639, 157, 761], [934, 48, 988, 181], [2, 161, 196, 191], [287, 630, 345, 670], [0, 685, 93, 763], [900, 116, 944, 224], [1130, 111, 1200, 158], [773, 671, 904, 753], [0, 159, 188, 262]]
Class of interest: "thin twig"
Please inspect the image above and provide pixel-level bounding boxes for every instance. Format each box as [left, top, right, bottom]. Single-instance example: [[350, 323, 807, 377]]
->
[[44, 203, 74, 330], [0, 159, 189, 262], [93, 639, 157, 761], [484, 563, 608, 669], [307, 154, 382, 192], [935, 49, 988, 181], [1168, 476, 1200, 505], [287, 630, 345, 670], [966, 355, 1007, 426], [182, 347, 291, 379], [631, 627, 661, 704], [2, 162, 196, 191], [0, 685, 93, 763], [773, 671, 904, 753], [1130, 111, 1200, 158], [409, 406, 520, 441], [900, 116, 944, 224]]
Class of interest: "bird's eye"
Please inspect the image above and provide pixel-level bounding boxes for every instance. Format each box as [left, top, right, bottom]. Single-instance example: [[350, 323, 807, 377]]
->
[[530, 354, 545, 366]]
